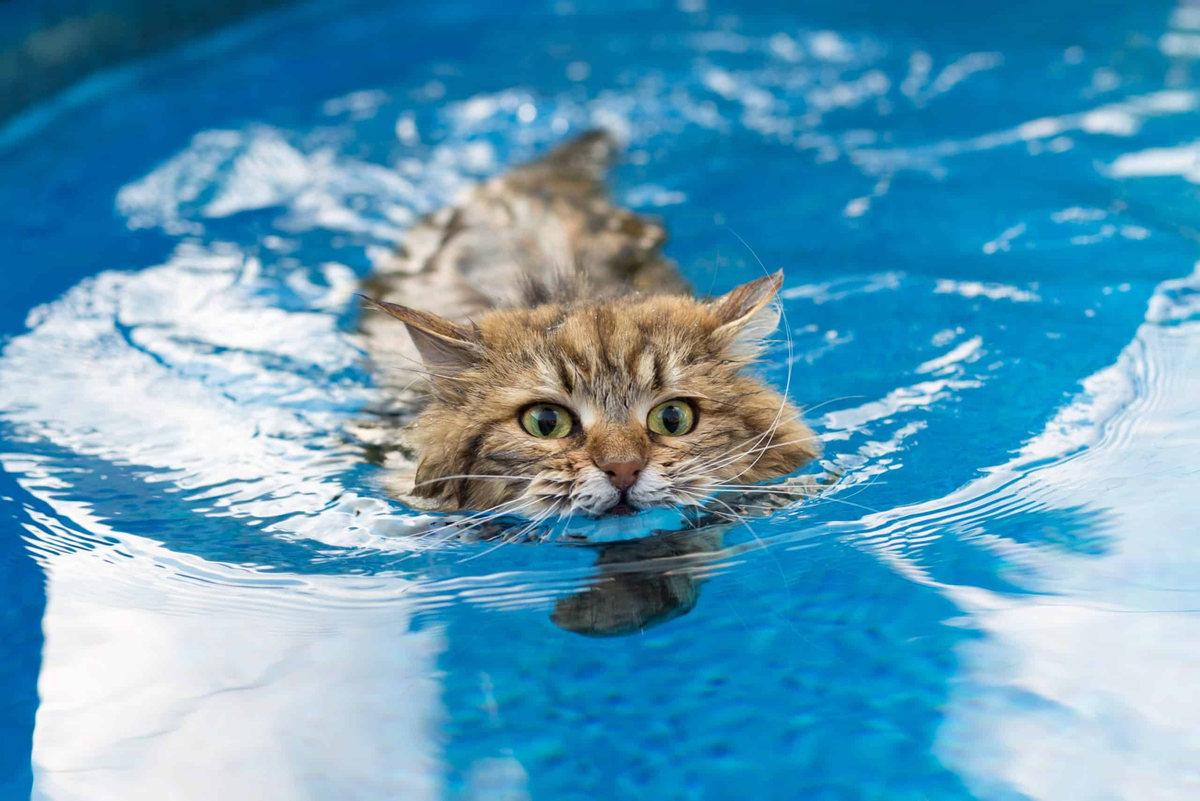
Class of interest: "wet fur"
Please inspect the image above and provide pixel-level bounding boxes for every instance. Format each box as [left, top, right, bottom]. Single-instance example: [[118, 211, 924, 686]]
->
[[362, 132, 819, 516]]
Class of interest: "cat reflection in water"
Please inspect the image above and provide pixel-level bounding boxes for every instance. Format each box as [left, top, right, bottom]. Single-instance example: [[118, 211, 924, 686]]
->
[[361, 130, 822, 535], [551, 527, 724, 636]]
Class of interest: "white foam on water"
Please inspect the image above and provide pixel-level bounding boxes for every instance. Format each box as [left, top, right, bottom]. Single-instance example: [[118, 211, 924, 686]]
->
[[839, 260, 1200, 799], [933, 280, 1041, 303]]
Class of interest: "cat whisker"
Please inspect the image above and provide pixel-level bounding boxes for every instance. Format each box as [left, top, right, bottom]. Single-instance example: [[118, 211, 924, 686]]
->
[[518, 502, 562, 540], [559, 504, 578, 537], [455, 498, 562, 562], [721, 230, 799, 483], [681, 484, 795, 598], [694, 434, 825, 475], [366, 351, 471, 384], [671, 486, 727, 512], [702, 482, 822, 494], [411, 474, 536, 489], [796, 394, 867, 418], [798, 495, 882, 515], [437, 504, 547, 547], [667, 397, 796, 483], [669, 433, 777, 474], [707, 485, 880, 515], [834, 475, 888, 499], [666, 433, 824, 492], [672, 393, 791, 476], [676, 484, 796, 515], [712, 439, 823, 485], [670, 378, 807, 479], [419, 496, 541, 542], [455, 530, 520, 563], [719, 411, 795, 480]]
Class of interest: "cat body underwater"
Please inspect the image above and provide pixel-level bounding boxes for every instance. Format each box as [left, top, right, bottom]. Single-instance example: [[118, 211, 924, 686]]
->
[[361, 131, 819, 523]]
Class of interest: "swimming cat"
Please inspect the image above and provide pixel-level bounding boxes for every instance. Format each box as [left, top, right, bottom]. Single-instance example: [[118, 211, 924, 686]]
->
[[360, 131, 820, 524]]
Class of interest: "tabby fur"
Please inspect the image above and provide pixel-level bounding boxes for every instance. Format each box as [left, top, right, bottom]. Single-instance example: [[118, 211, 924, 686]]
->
[[361, 131, 819, 517]]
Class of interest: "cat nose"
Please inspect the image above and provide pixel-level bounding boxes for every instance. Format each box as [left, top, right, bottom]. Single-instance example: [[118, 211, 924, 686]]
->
[[597, 458, 645, 491]]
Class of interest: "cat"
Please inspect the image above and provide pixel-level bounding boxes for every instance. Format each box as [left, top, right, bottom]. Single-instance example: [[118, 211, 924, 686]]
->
[[360, 130, 820, 526]]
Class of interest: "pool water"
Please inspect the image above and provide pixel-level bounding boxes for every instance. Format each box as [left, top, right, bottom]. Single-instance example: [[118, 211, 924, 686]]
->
[[3, 0, 1200, 797]]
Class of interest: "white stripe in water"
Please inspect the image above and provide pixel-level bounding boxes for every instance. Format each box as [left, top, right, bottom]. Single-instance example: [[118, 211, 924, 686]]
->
[[0, 242, 446, 799], [841, 261, 1200, 800]]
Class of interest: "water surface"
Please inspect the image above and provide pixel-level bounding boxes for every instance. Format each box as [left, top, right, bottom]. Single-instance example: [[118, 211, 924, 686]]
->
[[2, 0, 1200, 798]]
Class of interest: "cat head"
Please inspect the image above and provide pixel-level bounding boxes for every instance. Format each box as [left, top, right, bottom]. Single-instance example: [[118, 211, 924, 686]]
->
[[368, 271, 819, 518]]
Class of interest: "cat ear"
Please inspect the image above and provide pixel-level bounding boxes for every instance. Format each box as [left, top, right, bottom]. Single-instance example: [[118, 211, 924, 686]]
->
[[709, 270, 784, 355], [361, 297, 482, 375]]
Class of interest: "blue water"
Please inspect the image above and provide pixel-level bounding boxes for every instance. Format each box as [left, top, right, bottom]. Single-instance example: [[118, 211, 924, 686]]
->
[[3, 0, 1200, 798]]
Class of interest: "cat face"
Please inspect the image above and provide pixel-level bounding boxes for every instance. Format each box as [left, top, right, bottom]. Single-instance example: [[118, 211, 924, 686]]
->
[[370, 271, 819, 519]]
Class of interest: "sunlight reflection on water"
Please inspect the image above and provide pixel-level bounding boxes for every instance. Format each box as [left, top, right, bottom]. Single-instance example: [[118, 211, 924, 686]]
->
[[3, 0, 1200, 797]]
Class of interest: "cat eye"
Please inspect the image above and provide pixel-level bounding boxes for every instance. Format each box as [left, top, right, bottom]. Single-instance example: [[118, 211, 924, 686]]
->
[[647, 399, 696, 436], [520, 403, 574, 439]]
